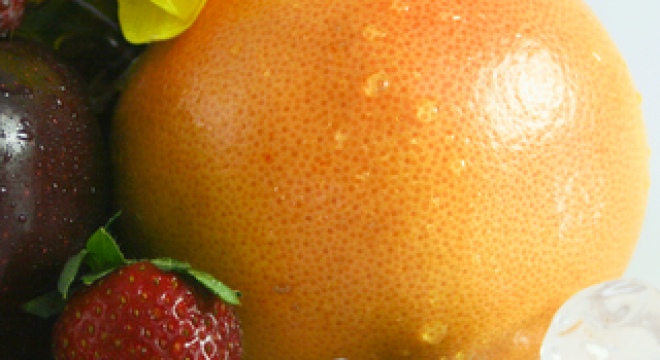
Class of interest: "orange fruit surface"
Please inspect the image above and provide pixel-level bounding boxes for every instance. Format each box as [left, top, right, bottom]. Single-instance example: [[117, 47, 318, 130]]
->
[[111, 0, 650, 358]]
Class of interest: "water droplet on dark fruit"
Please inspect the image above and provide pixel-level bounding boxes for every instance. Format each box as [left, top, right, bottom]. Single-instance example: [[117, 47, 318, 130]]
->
[[0, 40, 111, 357]]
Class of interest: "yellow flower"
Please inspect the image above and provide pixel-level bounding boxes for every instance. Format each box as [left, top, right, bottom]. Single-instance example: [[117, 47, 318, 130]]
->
[[118, 0, 207, 44]]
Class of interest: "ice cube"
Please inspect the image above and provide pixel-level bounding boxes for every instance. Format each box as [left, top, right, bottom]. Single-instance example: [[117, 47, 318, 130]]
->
[[540, 278, 660, 360]]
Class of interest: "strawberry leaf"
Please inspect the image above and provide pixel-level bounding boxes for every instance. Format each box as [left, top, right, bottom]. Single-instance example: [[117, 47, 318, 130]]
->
[[104, 210, 123, 228], [150, 257, 191, 272], [81, 267, 118, 285], [151, 258, 240, 305], [187, 268, 241, 306], [85, 227, 128, 273], [58, 249, 89, 298], [24, 212, 242, 321], [22, 291, 67, 318]]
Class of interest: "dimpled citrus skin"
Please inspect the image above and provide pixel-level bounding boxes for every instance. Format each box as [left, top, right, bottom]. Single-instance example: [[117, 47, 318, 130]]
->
[[112, 0, 650, 358]]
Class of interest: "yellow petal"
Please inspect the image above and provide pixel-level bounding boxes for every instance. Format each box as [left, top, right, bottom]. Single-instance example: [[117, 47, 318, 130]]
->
[[118, 0, 208, 44], [149, 0, 182, 18]]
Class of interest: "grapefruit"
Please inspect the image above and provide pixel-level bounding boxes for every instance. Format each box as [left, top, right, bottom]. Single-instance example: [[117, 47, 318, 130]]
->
[[112, 0, 650, 358]]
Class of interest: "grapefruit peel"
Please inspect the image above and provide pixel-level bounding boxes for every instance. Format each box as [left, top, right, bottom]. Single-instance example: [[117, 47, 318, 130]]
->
[[118, 0, 207, 44]]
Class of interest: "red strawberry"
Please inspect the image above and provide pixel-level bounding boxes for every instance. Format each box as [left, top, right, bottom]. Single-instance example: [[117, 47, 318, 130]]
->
[[24, 215, 242, 359]]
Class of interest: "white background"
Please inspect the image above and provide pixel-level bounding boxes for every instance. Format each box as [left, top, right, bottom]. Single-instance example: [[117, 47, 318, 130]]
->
[[583, 0, 660, 287]]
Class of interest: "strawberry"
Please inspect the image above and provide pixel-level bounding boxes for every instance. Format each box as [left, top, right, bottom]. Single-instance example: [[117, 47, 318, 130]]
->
[[24, 215, 242, 359]]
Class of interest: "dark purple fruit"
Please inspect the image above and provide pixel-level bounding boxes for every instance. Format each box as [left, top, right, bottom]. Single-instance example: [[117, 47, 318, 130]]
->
[[0, 0, 25, 31], [0, 40, 110, 357]]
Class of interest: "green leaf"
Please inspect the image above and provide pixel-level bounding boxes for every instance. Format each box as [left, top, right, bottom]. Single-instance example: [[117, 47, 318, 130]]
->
[[187, 268, 241, 306], [105, 210, 123, 228], [150, 257, 191, 272], [56, 222, 127, 298], [151, 258, 240, 305], [22, 291, 67, 319], [57, 249, 89, 298], [24, 213, 241, 321], [81, 267, 118, 285], [84, 227, 128, 273]]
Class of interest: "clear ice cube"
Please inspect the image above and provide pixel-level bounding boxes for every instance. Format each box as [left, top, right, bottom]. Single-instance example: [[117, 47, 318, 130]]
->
[[540, 278, 660, 360]]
